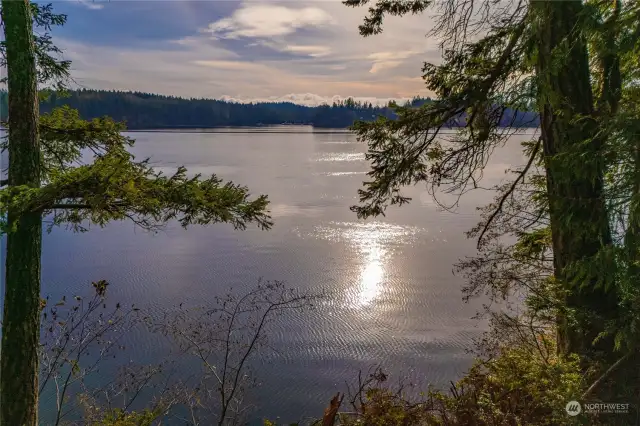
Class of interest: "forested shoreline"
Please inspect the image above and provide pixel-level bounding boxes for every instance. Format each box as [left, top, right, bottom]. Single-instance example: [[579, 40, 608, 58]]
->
[[1, 0, 638, 424], [0, 89, 540, 129]]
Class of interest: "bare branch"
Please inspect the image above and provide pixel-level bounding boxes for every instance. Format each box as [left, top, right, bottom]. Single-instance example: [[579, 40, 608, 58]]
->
[[582, 352, 632, 399], [476, 137, 541, 249]]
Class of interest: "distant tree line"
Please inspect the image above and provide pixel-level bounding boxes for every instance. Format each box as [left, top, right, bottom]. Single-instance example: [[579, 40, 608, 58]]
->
[[0, 89, 539, 129]]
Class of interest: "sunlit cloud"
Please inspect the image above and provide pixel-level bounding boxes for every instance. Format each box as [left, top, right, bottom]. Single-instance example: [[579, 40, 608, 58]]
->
[[204, 4, 334, 39], [369, 61, 402, 74], [254, 40, 332, 58], [368, 50, 421, 74], [53, 0, 442, 103], [281, 45, 332, 57]]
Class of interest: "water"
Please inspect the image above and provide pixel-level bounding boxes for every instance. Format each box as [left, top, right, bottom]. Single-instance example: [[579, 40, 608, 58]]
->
[[0, 126, 533, 424]]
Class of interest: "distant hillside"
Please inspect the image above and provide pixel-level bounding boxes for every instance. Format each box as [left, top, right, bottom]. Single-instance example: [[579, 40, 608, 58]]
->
[[0, 90, 539, 129]]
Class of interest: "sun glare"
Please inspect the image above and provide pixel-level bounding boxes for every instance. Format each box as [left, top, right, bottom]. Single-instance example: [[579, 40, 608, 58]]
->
[[358, 244, 386, 306]]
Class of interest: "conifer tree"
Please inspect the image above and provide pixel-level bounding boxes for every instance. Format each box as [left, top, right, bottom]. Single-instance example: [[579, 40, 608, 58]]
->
[[344, 0, 640, 402], [0, 3, 270, 425]]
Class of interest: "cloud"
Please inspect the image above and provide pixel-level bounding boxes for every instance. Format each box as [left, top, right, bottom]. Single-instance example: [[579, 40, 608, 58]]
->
[[254, 40, 332, 57], [369, 61, 402, 74], [61, 31, 433, 103], [368, 50, 421, 74], [54, 0, 442, 102], [75, 0, 104, 10], [368, 51, 421, 61], [193, 60, 265, 71], [281, 45, 332, 57], [204, 5, 334, 39]]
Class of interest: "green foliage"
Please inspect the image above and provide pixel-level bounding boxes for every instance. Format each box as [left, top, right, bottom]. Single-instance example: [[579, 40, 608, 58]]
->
[[82, 407, 164, 426], [347, 9, 532, 219], [345, 0, 640, 406], [0, 4, 273, 424], [262, 420, 298, 426], [0, 2, 71, 90], [338, 336, 586, 426], [342, 0, 432, 36], [0, 3, 271, 237], [99, 410, 160, 426], [444, 341, 582, 425], [1, 26, 273, 233], [0, 106, 271, 233]]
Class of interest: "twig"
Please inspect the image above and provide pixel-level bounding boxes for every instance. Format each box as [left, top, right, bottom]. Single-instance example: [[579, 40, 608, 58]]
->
[[322, 393, 344, 426], [477, 137, 541, 249], [582, 352, 632, 399]]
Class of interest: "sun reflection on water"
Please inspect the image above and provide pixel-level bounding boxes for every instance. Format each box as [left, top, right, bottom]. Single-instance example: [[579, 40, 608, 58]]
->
[[358, 244, 385, 306], [303, 221, 423, 308]]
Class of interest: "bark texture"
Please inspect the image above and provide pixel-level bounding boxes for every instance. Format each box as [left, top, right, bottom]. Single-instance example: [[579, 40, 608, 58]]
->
[[1, 1, 42, 425], [533, 0, 618, 358]]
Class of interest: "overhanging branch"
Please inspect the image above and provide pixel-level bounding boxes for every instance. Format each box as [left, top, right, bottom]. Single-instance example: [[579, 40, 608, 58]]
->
[[45, 200, 130, 211], [48, 203, 91, 209], [477, 137, 541, 249]]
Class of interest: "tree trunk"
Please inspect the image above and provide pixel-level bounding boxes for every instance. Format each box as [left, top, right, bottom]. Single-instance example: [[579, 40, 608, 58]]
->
[[533, 0, 618, 359], [1, 1, 42, 425]]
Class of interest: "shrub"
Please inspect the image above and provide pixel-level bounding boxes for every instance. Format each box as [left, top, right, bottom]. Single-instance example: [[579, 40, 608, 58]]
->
[[338, 334, 588, 426]]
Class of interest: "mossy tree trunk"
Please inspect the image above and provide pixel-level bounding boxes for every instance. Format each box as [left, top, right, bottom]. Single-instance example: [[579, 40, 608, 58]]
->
[[1, 1, 42, 425], [533, 0, 618, 360]]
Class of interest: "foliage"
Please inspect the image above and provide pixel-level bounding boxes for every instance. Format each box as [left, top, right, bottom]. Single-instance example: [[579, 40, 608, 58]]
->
[[343, 0, 432, 37], [80, 406, 165, 426], [0, 3, 273, 234], [0, 2, 272, 425], [0, 2, 71, 91], [336, 334, 586, 426], [263, 420, 299, 426], [341, 0, 640, 413], [344, 0, 639, 347], [0, 105, 272, 234]]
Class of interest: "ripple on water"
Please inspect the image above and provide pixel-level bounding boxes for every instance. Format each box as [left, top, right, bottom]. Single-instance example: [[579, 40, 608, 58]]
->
[[293, 221, 430, 309], [314, 153, 365, 162], [280, 220, 480, 390], [320, 141, 357, 145], [300, 221, 426, 245], [312, 171, 367, 176], [269, 203, 323, 218]]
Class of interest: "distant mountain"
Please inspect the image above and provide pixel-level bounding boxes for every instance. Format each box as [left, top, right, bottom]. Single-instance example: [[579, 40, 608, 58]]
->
[[0, 90, 539, 129]]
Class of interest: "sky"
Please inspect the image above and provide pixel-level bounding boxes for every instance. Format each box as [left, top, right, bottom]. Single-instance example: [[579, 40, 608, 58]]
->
[[37, 0, 442, 105]]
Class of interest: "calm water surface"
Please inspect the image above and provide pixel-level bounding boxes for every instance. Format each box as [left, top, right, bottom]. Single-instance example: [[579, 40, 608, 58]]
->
[[1, 127, 533, 424]]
